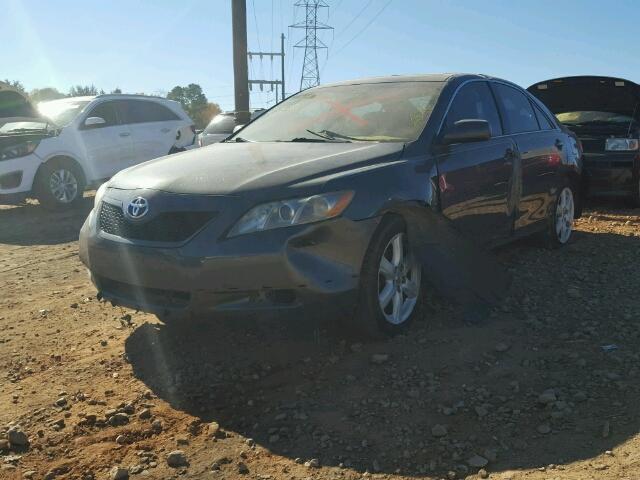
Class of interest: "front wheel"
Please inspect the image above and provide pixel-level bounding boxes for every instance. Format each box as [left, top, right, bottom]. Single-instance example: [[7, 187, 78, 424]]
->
[[547, 185, 575, 247], [35, 159, 85, 210], [354, 216, 423, 339]]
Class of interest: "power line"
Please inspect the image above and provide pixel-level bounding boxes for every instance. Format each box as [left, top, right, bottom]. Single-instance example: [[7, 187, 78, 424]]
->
[[335, 0, 373, 38], [335, 0, 392, 54]]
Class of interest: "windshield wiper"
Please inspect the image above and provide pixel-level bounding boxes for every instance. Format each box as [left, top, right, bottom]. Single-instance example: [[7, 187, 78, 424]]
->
[[232, 137, 250, 142], [289, 137, 332, 142], [304, 129, 352, 142]]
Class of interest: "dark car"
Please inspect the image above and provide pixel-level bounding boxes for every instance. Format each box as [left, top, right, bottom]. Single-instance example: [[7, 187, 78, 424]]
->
[[528, 76, 639, 205], [79, 74, 581, 337]]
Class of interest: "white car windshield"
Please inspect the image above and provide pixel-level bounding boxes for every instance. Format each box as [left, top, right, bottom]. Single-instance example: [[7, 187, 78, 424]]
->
[[38, 99, 91, 127], [235, 81, 444, 143]]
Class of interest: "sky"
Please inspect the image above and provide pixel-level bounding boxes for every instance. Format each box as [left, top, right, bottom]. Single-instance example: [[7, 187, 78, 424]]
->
[[4, 0, 640, 111]]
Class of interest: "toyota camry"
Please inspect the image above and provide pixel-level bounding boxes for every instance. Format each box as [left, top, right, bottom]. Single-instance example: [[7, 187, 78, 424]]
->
[[79, 74, 581, 337]]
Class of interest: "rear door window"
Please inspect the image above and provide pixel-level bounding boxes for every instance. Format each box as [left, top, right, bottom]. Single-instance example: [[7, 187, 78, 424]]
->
[[492, 83, 539, 134], [118, 100, 179, 124], [532, 103, 555, 130], [86, 101, 119, 127], [445, 81, 503, 136]]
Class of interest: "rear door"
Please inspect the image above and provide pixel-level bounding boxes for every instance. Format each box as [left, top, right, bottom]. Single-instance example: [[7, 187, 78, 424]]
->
[[79, 100, 135, 179], [434, 81, 517, 245], [118, 99, 182, 165], [492, 83, 559, 231]]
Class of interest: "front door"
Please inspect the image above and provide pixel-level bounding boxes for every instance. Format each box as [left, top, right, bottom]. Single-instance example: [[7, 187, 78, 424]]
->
[[434, 81, 516, 245], [80, 100, 134, 179]]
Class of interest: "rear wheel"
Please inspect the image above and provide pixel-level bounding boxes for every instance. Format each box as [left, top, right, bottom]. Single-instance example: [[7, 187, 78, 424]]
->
[[354, 216, 422, 339], [35, 159, 85, 210], [547, 185, 575, 247]]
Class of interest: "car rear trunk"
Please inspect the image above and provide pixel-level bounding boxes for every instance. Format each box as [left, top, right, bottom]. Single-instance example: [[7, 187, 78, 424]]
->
[[528, 76, 640, 196]]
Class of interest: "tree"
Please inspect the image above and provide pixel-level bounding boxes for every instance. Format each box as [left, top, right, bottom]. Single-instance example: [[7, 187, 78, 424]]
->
[[29, 87, 66, 103], [111, 87, 122, 94], [167, 83, 217, 129], [2, 79, 26, 93], [69, 84, 99, 96]]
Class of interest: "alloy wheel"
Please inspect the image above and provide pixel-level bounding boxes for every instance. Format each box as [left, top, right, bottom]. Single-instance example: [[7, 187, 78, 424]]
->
[[377, 232, 421, 325], [49, 168, 78, 204], [555, 187, 574, 244]]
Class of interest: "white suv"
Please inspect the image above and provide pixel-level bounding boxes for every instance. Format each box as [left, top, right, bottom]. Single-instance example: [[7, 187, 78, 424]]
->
[[0, 94, 195, 209]]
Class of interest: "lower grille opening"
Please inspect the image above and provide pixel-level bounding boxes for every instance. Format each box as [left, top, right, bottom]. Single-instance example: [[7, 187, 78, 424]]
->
[[97, 276, 190, 309], [99, 201, 215, 243], [265, 289, 297, 305]]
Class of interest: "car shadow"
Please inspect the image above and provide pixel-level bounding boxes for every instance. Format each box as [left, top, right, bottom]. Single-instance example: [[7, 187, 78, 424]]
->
[[125, 223, 640, 476], [0, 195, 93, 246]]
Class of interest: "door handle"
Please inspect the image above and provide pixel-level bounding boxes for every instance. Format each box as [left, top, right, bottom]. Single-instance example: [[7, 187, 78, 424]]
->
[[119, 132, 130, 137]]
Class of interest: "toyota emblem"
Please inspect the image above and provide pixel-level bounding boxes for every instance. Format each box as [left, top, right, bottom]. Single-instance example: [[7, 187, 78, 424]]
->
[[125, 197, 149, 219]]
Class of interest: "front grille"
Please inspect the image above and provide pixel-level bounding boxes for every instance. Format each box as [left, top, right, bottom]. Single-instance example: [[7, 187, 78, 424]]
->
[[99, 202, 215, 242]]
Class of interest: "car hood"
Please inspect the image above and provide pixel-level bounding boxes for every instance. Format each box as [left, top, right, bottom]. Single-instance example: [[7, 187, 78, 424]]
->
[[527, 76, 640, 117], [110, 142, 405, 198]]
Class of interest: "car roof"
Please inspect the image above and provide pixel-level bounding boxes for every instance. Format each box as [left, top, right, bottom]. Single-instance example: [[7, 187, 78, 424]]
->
[[318, 73, 508, 88]]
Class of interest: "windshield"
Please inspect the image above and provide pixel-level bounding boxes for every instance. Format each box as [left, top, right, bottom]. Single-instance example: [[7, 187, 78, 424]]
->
[[556, 111, 637, 126], [0, 120, 50, 134], [38, 99, 91, 127], [235, 81, 444, 143]]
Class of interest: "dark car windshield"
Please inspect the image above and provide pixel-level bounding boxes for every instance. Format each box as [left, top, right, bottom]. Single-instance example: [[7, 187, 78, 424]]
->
[[38, 99, 91, 127], [235, 81, 444, 143], [556, 111, 637, 126]]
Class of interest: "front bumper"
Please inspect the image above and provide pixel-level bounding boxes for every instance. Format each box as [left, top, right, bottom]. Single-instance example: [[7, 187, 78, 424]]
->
[[79, 199, 380, 317], [0, 153, 41, 201], [583, 152, 639, 197]]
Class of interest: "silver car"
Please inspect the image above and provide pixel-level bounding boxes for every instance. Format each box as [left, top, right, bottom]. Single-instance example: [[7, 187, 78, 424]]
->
[[198, 109, 265, 147]]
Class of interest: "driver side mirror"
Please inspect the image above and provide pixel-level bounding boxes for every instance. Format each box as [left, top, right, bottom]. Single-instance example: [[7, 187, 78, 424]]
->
[[84, 116, 106, 128], [441, 119, 491, 145]]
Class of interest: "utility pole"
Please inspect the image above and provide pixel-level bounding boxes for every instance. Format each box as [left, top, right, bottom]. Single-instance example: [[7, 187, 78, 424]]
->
[[290, 1, 332, 91], [232, 0, 250, 125], [248, 33, 286, 103]]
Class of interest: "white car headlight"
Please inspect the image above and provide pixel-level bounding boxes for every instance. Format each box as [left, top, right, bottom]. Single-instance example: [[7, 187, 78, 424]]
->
[[94, 182, 108, 209], [228, 191, 354, 237], [605, 138, 639, 151]]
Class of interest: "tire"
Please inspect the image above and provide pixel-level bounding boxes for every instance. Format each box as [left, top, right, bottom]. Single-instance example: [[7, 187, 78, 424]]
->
[[547, 185, 575, 248], [35, 158, 85, 210], [353, 215, 423, 339]]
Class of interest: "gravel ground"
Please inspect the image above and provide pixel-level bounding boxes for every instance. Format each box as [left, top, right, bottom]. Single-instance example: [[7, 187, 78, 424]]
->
[[1, 195, 640, 480]]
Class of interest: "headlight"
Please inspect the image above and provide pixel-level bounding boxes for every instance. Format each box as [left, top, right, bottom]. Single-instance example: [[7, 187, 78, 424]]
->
[[605, 138, 639, 151], [94, 182, 108, 209], [228, 191, 354, 237], [0, 140, 40, 161]]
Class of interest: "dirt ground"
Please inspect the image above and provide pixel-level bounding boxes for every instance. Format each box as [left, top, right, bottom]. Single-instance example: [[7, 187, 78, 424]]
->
[[1, 195, 640, 480]]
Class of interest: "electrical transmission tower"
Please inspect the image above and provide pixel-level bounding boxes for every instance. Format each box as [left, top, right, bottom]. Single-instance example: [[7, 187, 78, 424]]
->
[[289, 0, 332, 91]]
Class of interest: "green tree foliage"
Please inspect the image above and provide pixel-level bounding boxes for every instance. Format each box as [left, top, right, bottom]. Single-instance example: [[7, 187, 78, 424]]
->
[[29, 87, 66, 103], [167, 84, 219, 128], [69, 84, 99, 97], [2, 79, 26, 93]]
